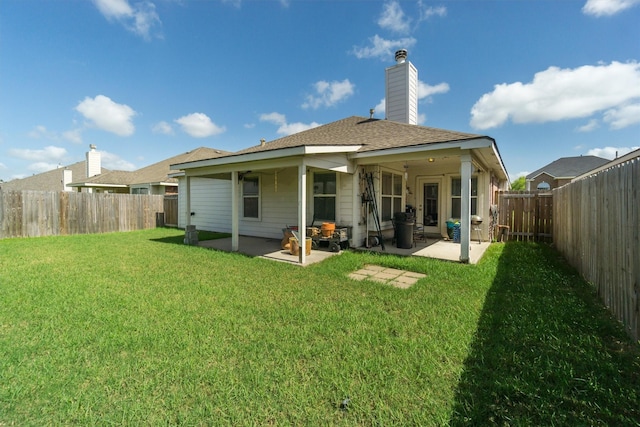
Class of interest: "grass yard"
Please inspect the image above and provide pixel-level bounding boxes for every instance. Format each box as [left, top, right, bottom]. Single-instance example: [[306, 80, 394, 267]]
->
[[1, 228, 638, 425]]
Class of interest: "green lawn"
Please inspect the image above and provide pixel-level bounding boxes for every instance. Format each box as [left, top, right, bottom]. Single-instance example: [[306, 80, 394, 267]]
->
[[1, 228, 638, 425]]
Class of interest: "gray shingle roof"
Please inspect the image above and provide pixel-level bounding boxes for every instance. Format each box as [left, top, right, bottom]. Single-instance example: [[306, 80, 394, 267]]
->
[[526, 156, 610, 180], [234, 116, 485, 156], [73, 147, 231, 187], [0, 162, 110, 192]]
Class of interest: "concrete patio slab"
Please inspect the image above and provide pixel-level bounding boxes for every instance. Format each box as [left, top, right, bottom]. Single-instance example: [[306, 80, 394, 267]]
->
[[357, 238, 491, 264], [196, 235, 491, 266], [197, 236, 340, 266]]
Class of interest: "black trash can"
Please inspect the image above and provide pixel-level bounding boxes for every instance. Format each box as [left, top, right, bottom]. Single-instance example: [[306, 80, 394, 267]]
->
[[394, 212, 414, 249]]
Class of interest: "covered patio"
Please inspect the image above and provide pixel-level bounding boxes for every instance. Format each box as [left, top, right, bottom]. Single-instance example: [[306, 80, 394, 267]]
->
[[198, 235, 491, 266]]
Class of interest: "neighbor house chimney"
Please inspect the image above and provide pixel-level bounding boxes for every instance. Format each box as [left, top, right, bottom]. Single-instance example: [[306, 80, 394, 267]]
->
[[62, 168, 73, 192], [385, 49, 418, 125], [86, 144, 101, 178]]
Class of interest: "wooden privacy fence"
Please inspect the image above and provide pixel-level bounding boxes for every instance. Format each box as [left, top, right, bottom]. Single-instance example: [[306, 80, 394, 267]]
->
[[0, 191, 165, 239], [495, 191, 553, 242], [163, 194, 178, 227], [553, 157, 639, 341]]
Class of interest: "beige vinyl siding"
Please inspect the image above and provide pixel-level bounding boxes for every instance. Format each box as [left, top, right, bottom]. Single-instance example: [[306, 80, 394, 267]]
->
[[337, 172, 353, 226], [178, 177, 231, 231], [239, 168, 298, 239]]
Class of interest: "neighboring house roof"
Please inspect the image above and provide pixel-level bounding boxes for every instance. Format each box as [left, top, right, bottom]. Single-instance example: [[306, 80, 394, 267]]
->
[[173, 116, 508, 179], [526, 156, 609, 180], [573, 148, 640, 181], [71, 147, 231, 189], [0, 161, 110, 192]]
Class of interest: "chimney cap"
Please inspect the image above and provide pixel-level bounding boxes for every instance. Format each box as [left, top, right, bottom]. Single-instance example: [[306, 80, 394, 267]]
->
[[395, 49, 408, 63]]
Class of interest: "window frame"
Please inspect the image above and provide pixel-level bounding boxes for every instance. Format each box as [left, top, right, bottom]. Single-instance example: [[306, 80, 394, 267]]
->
[[242, 175, 261, 220], [380, 170, 403, 222], [312, 171, 337, 222], [451, 176, 478, 218]]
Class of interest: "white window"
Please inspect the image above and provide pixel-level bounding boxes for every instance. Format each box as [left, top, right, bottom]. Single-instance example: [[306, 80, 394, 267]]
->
[[451, 177, 477, 218], [381, 171, 403, 221], [132, 187, 149, 195], [537, 181, 551, 190], [313, 172, 336, 221], [242, 176, 260, 219]]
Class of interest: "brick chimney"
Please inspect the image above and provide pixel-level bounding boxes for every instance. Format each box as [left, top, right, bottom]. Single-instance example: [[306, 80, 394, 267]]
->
[[385, 49, 418, 125], [86, 144, 101, 178]]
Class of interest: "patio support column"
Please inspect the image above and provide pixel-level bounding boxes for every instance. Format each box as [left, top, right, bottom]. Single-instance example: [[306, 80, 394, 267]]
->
[[231, 170, 239, 252], [184, 175, 191, 228], [460, 152, 472, 263], [298, 160, 307, 264], [351, 171, 361, 248]]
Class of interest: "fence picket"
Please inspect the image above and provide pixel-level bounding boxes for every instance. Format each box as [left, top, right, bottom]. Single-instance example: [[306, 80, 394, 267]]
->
[[496, 190, 552, 242], [554, 156, 639, 341], [0, 191, 165, 239]]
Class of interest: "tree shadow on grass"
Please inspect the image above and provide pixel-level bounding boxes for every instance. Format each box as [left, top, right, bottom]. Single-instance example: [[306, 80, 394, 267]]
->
[[450, 242, 640, 425]]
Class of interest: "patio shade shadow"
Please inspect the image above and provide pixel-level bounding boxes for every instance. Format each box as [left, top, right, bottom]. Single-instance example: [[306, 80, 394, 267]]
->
[[149, 228, 230, 246], [450, 242, 640, 425]]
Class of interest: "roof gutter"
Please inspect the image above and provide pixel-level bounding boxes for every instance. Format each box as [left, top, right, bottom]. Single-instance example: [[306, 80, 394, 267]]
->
[[172, 145, 362, 170]]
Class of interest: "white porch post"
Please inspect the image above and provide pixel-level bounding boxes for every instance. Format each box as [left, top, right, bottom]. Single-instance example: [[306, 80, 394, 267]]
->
[[351, 171, 361, 248], [298, 161, 307, 264], [460, 152, 472, 263], [185, 175, 191, 227], [231, 171, 239, 252]]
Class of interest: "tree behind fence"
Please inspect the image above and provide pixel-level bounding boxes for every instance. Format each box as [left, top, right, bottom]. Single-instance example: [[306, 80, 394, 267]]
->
[[0, 191, 165, 238], [554, 157, 639, 341]]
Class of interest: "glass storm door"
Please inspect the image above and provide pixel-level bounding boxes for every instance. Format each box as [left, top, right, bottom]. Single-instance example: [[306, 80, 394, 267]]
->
[[423, 182, 439, 233]]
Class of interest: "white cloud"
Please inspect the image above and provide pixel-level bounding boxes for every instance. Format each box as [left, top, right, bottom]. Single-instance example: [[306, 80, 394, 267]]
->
[[582, 0, 640, 16], [76, 95, 137, 136], [63, 128, 84, 144], [374, 99, 386, 116], [28, 125, 57, 140], [418, 81, 450, 99], [586, 146, 640, 159], [152, 121, 174, 135], [221, 0, 242, 8], [259, 112, 320, 136], [302, 79, 355, 109], [378, 1, 411, 34], [259, 112, 287, 126], [418, 2, 447, 20], [352, 34, 417, 61], [175, 113, 226, 138], [577, 119, 600, 132], [27, 162, 61, 173], [470, 61, 640, 130], [93, 0, 162, 40], [101, 151, 137, 170], [8, 145, 67, 162], [603, 102, 640, 129]]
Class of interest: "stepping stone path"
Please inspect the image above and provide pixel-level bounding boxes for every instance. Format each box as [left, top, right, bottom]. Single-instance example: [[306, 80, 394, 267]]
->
[[348, 265, 426, 289]]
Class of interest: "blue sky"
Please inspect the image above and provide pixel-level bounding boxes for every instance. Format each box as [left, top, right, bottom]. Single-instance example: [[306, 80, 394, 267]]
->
[[1, 0, 639, 182]]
